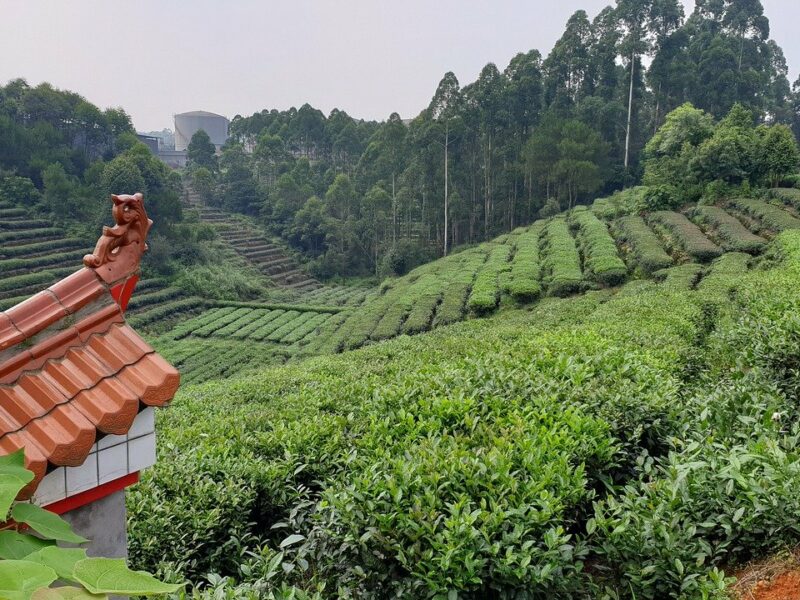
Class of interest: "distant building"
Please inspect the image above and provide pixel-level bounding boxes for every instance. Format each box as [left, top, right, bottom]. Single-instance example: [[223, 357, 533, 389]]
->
[[136, 134, 160, 154], [174, 110, 229, 152]]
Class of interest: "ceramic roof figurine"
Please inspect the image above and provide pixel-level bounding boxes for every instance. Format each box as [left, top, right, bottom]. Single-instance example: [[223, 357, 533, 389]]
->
[[0, 193, 179, 513]]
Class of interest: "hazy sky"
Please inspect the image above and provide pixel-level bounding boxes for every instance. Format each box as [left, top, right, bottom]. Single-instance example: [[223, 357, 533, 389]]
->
[[2, 1, 799, 132]]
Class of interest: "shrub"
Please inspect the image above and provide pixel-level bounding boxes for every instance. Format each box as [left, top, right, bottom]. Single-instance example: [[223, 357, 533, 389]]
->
[[731, 198, 800, 232], [614, 215, 674, 273], [541, 218, 584, 296], [649, 211, 722, 262], [506, 222, 544, 301], [467, 244, 512, 314], [692, 205, 766, 253], [570, 209, 627, 285]]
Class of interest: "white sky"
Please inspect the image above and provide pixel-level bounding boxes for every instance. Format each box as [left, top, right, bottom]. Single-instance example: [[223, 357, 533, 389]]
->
[[1, 1, 798, 132]]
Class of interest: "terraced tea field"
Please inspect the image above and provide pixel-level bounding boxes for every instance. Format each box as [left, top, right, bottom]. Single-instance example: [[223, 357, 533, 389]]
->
[[6, 191, 800, 384], [184, 189, 320, 290], [323, 194, 800, 352], [152, 303, 350, 383], [0, 204, 91, 310]]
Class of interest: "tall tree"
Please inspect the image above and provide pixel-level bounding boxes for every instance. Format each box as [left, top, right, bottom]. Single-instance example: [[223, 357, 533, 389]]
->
[[428, 72, 462, 255]]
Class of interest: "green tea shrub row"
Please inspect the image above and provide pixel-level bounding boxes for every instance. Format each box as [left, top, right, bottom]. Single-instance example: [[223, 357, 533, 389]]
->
[[731, 198, 800, 232], [0, 249, 87, 274], [400, 274, 444, 335], [170, 307, 236, 339], [127, 298, 206, 329], [614, 215, 674, 273], [211, 300, 341, 314], [0, 227, 62, 245], [506, 223, 544, 301], [0, 218, 51, 231], [655, 263, 703, 291], [650, 211, 722, 262], [370, 281, 422, 340], [692, 205, 766, 253], [695, 252, 750, 295], [230, 309, 286, 339], [767, 186, 800, 209], [212, 309, 267, 337], [467, 243, 512, 313], [0, 206, 27, 218], [541, 218, 584, 296], [431, 248, 488, 327], [250, 310, 298, 341], [570, 208, 628, 285], [0, 270, 57, 293], [193, 307, 252, 338], [267, 311, 317, 343], [590, 187, 648, 219], [0, 237, 84, 259], [127, 287, 186, 310], [282, 313, 331, 344]]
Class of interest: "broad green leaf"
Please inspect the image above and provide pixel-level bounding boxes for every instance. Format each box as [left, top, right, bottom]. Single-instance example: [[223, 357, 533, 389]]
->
[[24, 547, 87, 580], [0, 449, 26, 470], [0, 531, 54, 560], [10, 504, 88, 544], [73, 558, 183, 595], [279, 534, 305, 548], [0, 559, 58, 600], [32, 587, 106, 600], [0, 463, 35, 520]]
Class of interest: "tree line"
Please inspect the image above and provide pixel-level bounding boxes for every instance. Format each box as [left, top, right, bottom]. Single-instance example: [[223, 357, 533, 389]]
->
[[192, 0, 797, 279]]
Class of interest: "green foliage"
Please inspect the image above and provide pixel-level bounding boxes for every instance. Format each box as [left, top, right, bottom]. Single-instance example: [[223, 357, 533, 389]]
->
[[174, 265, 267, 301], [613, 215, 673, 274], [541, 218, 584, 296], [187, 130, 217, 171], [506, 223, 544, 301], [649, 211, 723, 262], [570, 208, 627, 285], [467, 244, 511, 314], [692, 205, 766, 253], [731, 198, 800, 232], [0, 449, 180, 599]]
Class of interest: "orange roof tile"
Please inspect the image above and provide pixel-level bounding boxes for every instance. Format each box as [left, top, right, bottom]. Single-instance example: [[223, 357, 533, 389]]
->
[[0, 193, 179, 498]]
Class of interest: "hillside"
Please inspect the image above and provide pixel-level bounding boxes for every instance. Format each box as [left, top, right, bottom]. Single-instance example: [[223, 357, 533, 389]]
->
[[141, 191, 800, 385], [127, 224, 800, 598]]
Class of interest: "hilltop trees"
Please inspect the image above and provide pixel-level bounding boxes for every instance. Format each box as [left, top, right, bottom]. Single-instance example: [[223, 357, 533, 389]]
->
[[215, 0, 793, 279], [644, 102, 800, 203], [187, 129, 217, 171]]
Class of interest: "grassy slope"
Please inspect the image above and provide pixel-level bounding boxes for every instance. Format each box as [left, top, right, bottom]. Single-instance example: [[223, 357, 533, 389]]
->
[[128, 230, 800, 599]]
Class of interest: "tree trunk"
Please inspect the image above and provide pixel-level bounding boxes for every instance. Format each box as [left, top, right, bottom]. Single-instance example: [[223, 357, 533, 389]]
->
[[444, 127, 449, 256], [624, 46, 636, 172]]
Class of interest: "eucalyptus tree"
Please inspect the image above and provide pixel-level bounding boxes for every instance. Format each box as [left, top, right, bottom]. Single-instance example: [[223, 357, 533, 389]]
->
[[427, 72, 463, 255], [616, 0, 654, 171]]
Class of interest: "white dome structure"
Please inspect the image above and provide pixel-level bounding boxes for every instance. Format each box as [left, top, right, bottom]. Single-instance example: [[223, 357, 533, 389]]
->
[[174, 110, 229, 151]]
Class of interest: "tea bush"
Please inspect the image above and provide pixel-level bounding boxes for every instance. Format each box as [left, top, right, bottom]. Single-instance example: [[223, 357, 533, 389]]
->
[[505, 222, 544, 301], [650, 211, 722, 262], [614, 215, 673, 273], [731, 198, 800, 232], [467, 243, 512, 314], [541, 218, 584, 296], [692, 205, 766, 253], [570, 208, 627, 285]]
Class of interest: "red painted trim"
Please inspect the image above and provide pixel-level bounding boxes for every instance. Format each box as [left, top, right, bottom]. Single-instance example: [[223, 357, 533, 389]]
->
[[109, 275, 139, 313], [43, 472, 139, 515]]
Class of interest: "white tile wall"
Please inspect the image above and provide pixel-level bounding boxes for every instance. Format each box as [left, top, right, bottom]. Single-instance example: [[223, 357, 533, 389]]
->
[[33, 467, 66, 506], [127, 407, 155, 439], [66, 452, 97, 496], [98, 443, 128, 485], [32, 409, 159, 507], [127, 432, 156, 473]]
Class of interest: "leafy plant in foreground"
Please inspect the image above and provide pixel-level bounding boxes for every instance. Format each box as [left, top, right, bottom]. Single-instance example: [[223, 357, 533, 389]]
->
[[0, 449, 182, 599]]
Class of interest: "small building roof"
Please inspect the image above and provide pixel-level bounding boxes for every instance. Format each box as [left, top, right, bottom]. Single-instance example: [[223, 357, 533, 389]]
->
[[0, 193, 179, 499]]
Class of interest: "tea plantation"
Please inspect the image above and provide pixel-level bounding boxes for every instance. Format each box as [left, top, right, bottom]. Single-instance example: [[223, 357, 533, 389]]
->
[[123, 198, 800, 597]]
